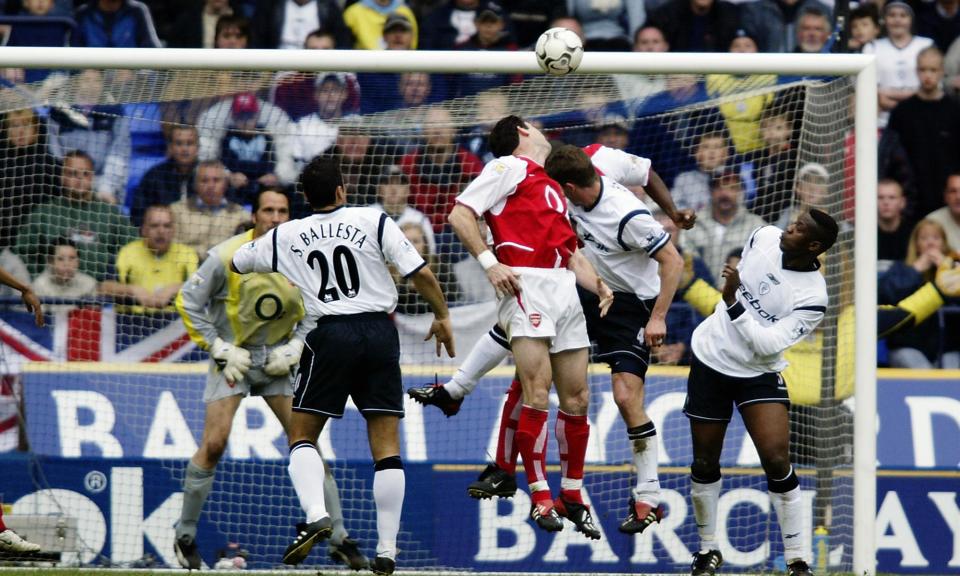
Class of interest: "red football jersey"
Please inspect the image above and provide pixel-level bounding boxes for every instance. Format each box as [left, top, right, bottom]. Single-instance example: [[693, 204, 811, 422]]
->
[[456, 155, 578, 269]]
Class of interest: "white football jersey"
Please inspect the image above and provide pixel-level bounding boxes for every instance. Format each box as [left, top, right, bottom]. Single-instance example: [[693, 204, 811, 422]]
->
[[233, 206, 426, 318], [691, 225, 828, 377], [569, 175, 669, 299], [585, 143, 652, 188]]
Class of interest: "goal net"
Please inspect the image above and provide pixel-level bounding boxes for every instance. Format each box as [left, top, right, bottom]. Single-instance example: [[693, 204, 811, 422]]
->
[[0, 56, 864, 572]]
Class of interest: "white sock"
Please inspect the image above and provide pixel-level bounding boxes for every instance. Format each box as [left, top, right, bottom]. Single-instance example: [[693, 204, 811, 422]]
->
[[771, 486, 805, 563], [288, 442, 328, 522], [444, 331, 510, 399], [691, 477, 721, 553], [374, 463, 405, 560], [323, 470, 348, 546], [629, 424, 660, 506]]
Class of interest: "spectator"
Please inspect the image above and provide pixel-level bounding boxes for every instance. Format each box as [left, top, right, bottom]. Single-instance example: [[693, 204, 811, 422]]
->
[[47, 69, 131, 204], [132, 126, 199, 226], [776, 162, 830, 229], [73, 0, 162, 48], [219, 93, 281, 203], [648, 0, 739, 53], [421, 0, 484, 50], [918, 0, 960, 52], [566, 0, 644, 51], [615, 25, 669, 109], [32, 238, 98, 302], [887, 46, 960, 219], [706, 37, 776, 155], [212, 13, 250, 48], [878, 178, 913, 268], [461, 90, 509, 163], [167, 0, 240, 48], [252, 0, 351, 49], [400, 107, 484, 232], [100, 205, 198, 312], [271, 30, 362, 121], [16, 150, 137, 280], [864, 1, 935, 128], [739, 0, 831, 53], [752, 107, 797, 222], [451, 4, 522, 97], [926, 172, 960, 249], [5, 0, 73, 17], [500, 0, 568, 47], [794, 7, 831, 53], [196, 91, 296, 186], [344, 0, 418, 50], [393, 222, 439, 314], [595, 114, 631, 150], [0, 0, 72, 85], [680, 170, 768, 281], [382, 11, 416, 49], [672, 131, 730, 213], [0, 108, 60, 251], [169, 160, 251, 258], [848, 4, 881, 52], [879, 219, 960, 368], [652, 211, 714, 366], [369, 165, 436, 254], [291, 86, 340, 174], [549, 16, 583, 40], [330, 120, 381, 206]]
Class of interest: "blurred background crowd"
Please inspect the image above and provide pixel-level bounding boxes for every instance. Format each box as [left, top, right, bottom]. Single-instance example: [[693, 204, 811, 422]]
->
[[0, 0, 956, 369]]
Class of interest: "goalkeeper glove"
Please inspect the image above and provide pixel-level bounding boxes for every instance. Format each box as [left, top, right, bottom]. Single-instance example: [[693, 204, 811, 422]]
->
[[211, 337, 252, 384], [264, 338, 304, 376]]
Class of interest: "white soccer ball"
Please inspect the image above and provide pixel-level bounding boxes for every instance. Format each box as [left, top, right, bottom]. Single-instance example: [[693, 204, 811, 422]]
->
[[535, 27, 584, 76]]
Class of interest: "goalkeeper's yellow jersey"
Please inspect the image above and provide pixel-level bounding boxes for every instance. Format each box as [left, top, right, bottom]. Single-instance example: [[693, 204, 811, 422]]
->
[[175, 230, 306, 350]]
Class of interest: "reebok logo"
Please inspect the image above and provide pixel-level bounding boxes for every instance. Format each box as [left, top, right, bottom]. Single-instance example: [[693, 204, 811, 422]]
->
[[785, 532, 800, 539]]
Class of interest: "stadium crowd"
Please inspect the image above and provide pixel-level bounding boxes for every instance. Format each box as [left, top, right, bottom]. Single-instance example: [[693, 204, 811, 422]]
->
[[0, 0, 957, 368]]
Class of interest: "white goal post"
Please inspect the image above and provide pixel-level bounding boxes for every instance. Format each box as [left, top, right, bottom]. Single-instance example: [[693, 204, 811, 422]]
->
[[0, 47, 877, 574]]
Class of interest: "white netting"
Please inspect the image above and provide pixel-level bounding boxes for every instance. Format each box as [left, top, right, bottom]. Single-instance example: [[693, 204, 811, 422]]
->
[[0, 66, 855, 571]]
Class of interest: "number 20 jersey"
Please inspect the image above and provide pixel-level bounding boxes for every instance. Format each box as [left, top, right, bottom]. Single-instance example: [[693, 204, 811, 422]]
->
[[232, 206, 426, 318]]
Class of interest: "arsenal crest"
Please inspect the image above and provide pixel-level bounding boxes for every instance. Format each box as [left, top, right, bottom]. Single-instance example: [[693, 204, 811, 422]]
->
[[528, 313, 542, 327]]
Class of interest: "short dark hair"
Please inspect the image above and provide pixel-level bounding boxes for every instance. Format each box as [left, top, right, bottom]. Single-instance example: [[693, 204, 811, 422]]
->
[[305, 28, 336, 47], [252, 186, 290, 212], [488, 115, 526, 158], [544, 144, 597, 188], [48, 236, 77, 259], [216, 14, 250, 40], [168, 125, 197, 142], [63, 149, 94, 169], [808, 208, 839, 253], [299, 156, 343, 209], [850, 4, 880, 26]]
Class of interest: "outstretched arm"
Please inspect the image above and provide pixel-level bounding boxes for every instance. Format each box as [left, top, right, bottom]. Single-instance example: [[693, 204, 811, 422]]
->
[[643, 168, 696, 230]]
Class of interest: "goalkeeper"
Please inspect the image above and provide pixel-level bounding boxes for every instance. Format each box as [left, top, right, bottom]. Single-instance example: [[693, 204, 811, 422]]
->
[[173, 188, 365, 571]]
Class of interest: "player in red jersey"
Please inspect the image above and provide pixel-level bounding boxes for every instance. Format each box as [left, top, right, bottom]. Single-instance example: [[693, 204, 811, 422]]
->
[[449, 116, 613, 537]]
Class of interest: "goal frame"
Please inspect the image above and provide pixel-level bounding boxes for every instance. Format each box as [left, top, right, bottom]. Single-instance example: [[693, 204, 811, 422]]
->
[[0, 46, 878, 575]]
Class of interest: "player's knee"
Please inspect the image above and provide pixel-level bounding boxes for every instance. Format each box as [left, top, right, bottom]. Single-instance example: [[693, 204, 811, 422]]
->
[[611, 376, 640, 411], [558, 386, 589, 415], [690, 457, 721, 483], [524, 385, 551, 408], [761, 452, 792, 481]]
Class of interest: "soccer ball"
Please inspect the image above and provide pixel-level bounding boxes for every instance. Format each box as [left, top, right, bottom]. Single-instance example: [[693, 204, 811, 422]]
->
[[535, 27, 584, 76]]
